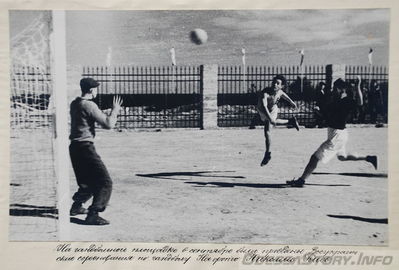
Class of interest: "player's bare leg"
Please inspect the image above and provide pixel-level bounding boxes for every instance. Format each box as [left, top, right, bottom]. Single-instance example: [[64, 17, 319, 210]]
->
[[338, 154, 378, 169], [261, 123, 272, 166], [276, 119, 289, 125], [287, 152, 378, 187], [287, 154, 319, 187], [275, 116, 300, 131]]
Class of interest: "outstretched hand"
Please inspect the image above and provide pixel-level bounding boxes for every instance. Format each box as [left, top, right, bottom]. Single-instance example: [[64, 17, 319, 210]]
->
[[113, 95, 123, 111]]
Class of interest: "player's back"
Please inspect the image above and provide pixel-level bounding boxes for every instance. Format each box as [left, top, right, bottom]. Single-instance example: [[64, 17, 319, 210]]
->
[[325, 96, 356, 130], [69, 97, 96, 141]]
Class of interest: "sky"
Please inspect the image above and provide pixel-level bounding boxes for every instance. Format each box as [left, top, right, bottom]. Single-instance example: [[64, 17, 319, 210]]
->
[[10, 9, 390, 67]]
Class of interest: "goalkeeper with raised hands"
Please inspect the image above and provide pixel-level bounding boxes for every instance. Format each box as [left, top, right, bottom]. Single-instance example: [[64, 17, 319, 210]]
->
[[69, 78, 122, 225]]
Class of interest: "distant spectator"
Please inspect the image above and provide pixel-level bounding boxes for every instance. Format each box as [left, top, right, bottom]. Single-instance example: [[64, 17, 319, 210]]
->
[[380, 81, 388, 123], [313, 82, 330, 128], [356, 80, 369, 123], [368, 80, 384, 124], [249, 84, 260, 129], [248, 83, 257, 93], [347, 78, 360, 123]]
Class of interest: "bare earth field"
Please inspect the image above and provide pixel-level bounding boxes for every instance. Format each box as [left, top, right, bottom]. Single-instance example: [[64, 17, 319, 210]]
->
[[9, 126, 388, 244], [66, 126, 388, 245]]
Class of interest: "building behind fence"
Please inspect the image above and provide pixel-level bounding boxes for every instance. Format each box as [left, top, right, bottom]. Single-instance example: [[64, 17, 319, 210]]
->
[[10, 64, 389, 130]]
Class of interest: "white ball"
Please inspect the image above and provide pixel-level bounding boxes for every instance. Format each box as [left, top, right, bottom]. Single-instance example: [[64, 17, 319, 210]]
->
[[190, 28, 208, 45]]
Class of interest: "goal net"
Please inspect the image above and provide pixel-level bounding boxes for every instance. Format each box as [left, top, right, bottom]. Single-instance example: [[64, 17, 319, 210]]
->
[[9, 11, 58, 241]]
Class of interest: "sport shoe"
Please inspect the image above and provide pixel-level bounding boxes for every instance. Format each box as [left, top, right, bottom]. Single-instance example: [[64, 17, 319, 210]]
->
[[260, 152, 271, 166], [85, 212, 110, 225], [286, 178, 305, 187], [290, 116, 300, 131], [70, 203, 88, 216], [366, 155, 378, 170]]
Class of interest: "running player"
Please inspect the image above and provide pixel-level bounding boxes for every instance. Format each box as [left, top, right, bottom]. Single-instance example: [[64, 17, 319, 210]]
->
[[257, 75, 300, 166], [287, 76, 377, 187]]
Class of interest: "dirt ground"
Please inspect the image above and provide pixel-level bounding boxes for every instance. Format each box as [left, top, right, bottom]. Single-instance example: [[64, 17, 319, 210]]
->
[[65, 126, 388, 245]]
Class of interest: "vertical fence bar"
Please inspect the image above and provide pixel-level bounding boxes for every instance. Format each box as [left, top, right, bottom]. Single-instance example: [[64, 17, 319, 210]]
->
[[164, 66, 168, 128], [218, 66, 222, 126], [146, 66, 149, 128], [200, 65, 204, 129], [122, 66, 125, 128], [140, 66, 144, 128], [133, 67, 136, 128]]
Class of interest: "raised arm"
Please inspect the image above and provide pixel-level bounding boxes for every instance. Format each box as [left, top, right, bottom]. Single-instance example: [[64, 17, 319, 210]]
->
[[281, 91, 297, 109], [90, 96, 123, 129]]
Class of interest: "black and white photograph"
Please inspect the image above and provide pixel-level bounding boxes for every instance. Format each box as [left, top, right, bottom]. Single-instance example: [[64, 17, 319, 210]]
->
[[8, 8, 389, 246]]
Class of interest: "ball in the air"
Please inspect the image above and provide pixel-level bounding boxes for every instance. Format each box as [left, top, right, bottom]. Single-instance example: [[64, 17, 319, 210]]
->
[[190, 28, 208, 45]]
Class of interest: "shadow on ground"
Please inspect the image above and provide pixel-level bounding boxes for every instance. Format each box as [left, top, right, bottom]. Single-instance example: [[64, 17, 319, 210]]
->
[[9, 204, 58, 219], [186, 181, 351, 189], [136, 171, 245, 181], [328, 214, 388, 224], [10, 183, 21, 186], [137, 171, 353, 188], [313, 172, 388, 178], [305, 183, 351, 187], [186, 181, 287, 188], [70, 217, 87, 225]]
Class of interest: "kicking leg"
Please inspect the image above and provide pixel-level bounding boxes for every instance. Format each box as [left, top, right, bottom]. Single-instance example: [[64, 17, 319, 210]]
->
[[276, 116, 299, 131], [276, 119, 289, 125]]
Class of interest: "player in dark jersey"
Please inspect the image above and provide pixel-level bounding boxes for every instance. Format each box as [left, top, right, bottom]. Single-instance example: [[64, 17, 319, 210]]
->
[[257, 75, 299, 166], [287, 77, 377, 187]]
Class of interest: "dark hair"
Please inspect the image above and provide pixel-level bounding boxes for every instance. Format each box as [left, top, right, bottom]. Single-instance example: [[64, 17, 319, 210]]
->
[[333, 78, 347, 91], [272, 75, 287, 87]]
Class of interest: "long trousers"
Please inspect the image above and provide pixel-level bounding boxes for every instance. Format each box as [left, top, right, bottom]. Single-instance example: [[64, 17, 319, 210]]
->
[[69, 141, 112, 212]]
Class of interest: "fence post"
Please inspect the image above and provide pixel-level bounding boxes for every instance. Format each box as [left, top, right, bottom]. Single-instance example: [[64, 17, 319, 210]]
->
[[326, 64, 346, 89], [201, 64, 218, 129]]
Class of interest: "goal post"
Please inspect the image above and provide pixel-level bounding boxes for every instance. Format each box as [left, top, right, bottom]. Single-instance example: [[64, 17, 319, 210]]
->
[[9, 10, 70, 241], [51, 10, 70, 241]]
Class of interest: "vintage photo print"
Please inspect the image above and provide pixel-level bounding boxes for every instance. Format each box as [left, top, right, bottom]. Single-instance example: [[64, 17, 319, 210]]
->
[[8, 9, 389, 246]]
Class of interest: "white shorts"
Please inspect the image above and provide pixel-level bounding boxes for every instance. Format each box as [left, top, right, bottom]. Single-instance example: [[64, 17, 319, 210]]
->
[[314, 128, 348, 164], [258, 105, 279, 122]]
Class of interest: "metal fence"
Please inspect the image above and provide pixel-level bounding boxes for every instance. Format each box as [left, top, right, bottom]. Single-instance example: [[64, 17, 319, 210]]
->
[[218, 65, 325, 127], [82, 66, 203, 128], [218, 65, 388, 127], [81, 65, 388, 129]]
